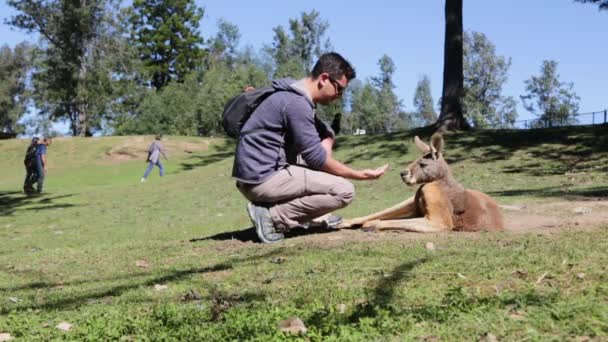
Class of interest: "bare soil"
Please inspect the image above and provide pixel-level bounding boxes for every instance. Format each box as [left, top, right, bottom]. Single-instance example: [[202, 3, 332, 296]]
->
[[103, 137, 210, 163], [201, 198, 608, 249]]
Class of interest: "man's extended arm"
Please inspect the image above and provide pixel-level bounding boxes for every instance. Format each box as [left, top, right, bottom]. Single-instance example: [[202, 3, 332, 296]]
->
[[321, 156, 388, 180]]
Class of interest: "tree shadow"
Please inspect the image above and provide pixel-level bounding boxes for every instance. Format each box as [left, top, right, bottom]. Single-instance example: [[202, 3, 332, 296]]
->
[[0, 249, 285, 314], [339, 129, 428, 165], [345, 257, 429, 323], [441, 125, 608, 176], [0, 192, 76, 216], [179, 140, 235, 171], [400, 287, 559, 325], [191, 225, 336, 243], [487, 185, 608, 199], [343, 125, 607, 178], [340, 257, 561, 331]]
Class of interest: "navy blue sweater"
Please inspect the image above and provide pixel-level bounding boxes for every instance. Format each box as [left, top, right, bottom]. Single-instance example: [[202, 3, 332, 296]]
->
[[232, 78, 333, 184]]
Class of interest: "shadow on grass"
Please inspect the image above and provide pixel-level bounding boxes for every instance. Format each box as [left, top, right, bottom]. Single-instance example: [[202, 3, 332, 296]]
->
[[179, 140, 235, 171], [487, 185, 608, 199], [0, 249, 285, 314], [338, 125, 608, 178], [0, 192, 76, 216], [440, 125, 608, 176], [400, 287, 559, 324], [191, 225, 336, 243], [341, 258, 561, 328], [341, 257, 429, 325]]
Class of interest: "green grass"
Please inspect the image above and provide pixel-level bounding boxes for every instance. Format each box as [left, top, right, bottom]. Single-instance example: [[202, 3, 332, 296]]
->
[[0, 126, 607, 340]]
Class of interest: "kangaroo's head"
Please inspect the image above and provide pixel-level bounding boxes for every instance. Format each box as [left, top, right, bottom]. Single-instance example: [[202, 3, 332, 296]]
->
[[400, 133, 449, 186]]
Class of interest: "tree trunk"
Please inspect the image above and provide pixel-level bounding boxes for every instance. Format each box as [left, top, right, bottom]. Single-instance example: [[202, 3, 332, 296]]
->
[[436, 0, 471, 131], [77, 50, 88, 137]]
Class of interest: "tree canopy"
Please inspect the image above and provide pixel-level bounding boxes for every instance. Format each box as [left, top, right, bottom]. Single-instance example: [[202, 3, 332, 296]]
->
[[0, 42, 31, 134], [126, 0, 205, 90], [463, 31, 517, 128], [521, 60, 580, 127], [413, 75, 437, 126]]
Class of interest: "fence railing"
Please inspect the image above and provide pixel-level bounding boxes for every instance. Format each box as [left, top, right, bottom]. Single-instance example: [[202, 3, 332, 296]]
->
[[340, 109, 607, 135], [509, 109, 607, 129]]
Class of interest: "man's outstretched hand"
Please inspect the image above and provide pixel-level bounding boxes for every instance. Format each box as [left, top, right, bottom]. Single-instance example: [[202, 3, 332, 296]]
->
[[360, 164, 388, 180]]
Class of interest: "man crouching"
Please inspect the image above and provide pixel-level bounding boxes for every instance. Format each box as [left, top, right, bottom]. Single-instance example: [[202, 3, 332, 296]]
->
[[232, 52, 388, 243]]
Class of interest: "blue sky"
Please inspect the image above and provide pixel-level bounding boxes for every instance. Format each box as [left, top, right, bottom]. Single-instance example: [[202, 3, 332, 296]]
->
[[2, 0, 606, 127]]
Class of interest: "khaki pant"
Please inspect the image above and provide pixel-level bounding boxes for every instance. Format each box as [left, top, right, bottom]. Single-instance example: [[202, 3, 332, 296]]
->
[[237, 165, 355, 230]]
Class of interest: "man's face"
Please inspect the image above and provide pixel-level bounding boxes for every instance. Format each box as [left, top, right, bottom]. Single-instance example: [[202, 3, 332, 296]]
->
[[318, 73, 348, 105]]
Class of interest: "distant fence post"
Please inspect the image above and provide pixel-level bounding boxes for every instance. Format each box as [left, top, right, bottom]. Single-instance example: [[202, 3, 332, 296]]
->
[[605, 109, 607, 124]]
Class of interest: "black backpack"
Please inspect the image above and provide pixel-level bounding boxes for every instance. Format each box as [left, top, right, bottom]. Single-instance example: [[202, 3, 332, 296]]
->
[[24, 145, 37, 164], [221, 86, 279, 138]]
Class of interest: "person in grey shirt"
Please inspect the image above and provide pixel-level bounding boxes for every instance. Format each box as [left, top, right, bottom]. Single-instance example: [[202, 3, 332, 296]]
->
[[233, 52, 388, 243], [141, 134, 168, 183]]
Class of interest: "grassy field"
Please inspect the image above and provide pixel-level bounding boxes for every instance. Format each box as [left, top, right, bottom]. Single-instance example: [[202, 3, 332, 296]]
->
[[0, 126, 607, 340]]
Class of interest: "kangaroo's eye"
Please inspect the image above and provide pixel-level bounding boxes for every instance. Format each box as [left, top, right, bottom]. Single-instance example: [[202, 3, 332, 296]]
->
[[419, 161, 427, 167]]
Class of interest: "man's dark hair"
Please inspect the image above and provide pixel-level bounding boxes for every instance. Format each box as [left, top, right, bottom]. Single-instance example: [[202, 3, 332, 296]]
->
[[310, 52, 356, 81]]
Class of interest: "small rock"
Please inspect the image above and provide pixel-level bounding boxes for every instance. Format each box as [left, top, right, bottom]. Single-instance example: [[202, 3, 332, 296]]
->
[[576, 272, 586, 280], [183, 289, 202, 301], [271, 257, 287, 264], [508, 312, 526, 321], [0, 333, 14, 341], [511, 270, 528, 278], [480, 333, 497, 342], [337, 303, 346, 314], [135, 260, 149, 268], [154, 284, 168, 291], [573, 207, 592, 215], [278, 317, 307, 335], [425, 242, 435, 251], [56, 322, 72, 331], [500, 204, 526, 211]]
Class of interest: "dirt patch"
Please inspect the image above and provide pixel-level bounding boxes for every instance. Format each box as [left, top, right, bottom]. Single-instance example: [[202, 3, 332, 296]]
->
[[103, 137, 210, 164], [502, 198, 608, 232], [199, 198, 608, 251]]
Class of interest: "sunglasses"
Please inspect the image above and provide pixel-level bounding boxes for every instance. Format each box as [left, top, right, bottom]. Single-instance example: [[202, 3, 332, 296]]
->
[[328, 76, 345, 95]]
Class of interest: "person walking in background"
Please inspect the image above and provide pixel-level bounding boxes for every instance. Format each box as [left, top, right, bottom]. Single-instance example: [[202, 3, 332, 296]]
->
[[23, 137, 39, 194], [34, 137, 52, 194], [141, 134, 168, 183]]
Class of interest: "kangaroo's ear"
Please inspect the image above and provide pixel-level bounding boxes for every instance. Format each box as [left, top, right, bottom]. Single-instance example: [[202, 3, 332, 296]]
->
[[414, 136, 431, 154], [430, 132, 444, 158]]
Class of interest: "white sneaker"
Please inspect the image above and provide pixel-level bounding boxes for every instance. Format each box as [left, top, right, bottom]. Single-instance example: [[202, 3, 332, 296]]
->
[[140, 177, 146, 183]]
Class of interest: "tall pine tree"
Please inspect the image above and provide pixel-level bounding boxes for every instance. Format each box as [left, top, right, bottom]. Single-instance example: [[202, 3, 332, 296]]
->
[[127, 0, 205, 90]]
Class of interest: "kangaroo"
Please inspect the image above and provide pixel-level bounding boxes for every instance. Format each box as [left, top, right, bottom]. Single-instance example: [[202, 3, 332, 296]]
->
[[341, 133, 504, 232]]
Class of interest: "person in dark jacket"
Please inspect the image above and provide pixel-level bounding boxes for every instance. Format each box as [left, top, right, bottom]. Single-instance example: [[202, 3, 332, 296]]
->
[[233, 52, 388, 243], [34, 137, 52, 194], [23, 137, 39, 194]]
